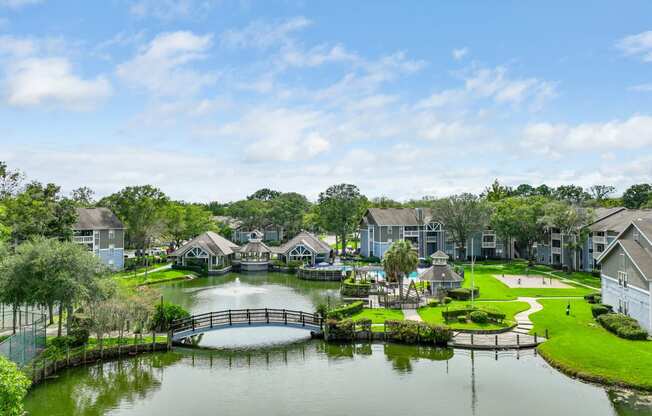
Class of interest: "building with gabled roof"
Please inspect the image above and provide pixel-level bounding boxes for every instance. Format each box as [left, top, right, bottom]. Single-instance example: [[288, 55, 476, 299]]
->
[[272, 231, 332, 266], [72, 207, 125, 270], [169, 231, 240, 274], [597, 216, 652, 333], [235, 238, 273, 272]]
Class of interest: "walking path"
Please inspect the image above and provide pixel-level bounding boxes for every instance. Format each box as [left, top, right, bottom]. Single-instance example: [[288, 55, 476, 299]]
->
[[450, 297, 546, 349], [541, 270, 600, 291], [120, 263, 172, 278], [402, 309, 422, 322]]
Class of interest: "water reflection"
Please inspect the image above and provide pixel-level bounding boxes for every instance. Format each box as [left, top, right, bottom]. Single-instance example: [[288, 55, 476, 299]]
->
[[26, 342, 651, 416]]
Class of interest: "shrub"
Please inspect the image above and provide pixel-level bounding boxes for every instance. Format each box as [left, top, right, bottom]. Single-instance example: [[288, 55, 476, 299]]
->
[[469, 310, 489, 324], [326, 301, 365, 320], [584, 293, 602, 304], [340, 279, 372, 297], [448, 287, 480, 301], [69, 327, 90, 347], [355, 318, 372, 332], [325, 319, 356, 341], [286, 260, 303, 269], [441, 309, 469, 321], [443, 297, 452, 304], [597, 313, 649, 340], [149, 302, 191, 332], [428, 299, 441, 307], [50, 336, 74, 349], [591, 304, 612, 318], [315, 303, 329, 319], [457, 315, 467, 323], [0, 356, 31, 416], [384, 320, 451, 346]]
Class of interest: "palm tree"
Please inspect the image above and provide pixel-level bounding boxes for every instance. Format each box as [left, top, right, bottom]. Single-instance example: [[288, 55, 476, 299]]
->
[[382, 240, 418, 300]]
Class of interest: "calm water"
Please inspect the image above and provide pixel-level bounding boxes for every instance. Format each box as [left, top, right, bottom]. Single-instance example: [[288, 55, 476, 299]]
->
[[24, 272, 652, 416]]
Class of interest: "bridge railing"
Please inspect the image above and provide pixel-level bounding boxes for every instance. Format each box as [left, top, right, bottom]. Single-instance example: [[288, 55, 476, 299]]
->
[[170, 308, 323, 338]]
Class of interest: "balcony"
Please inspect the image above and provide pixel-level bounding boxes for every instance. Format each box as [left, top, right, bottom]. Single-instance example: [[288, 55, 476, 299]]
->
[[404, 230, 419, 238], [551, 233, 562, 240], [73, 236, 94, 244], [482, 242, 496, 249], [551, 247, 562, 255], [593, 235, 607, 244]]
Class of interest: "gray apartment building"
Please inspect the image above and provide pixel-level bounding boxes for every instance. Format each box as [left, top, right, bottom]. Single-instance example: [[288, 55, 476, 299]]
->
[[72, 207, 125, 270]]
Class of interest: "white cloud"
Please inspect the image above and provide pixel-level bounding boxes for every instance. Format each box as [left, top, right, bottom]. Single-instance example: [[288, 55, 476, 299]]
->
[[4, 57, 112, 109], [221, 16, 312, 49], [116, 31, 216, 96], [0, 35, 112, 110], [452, 47, 469, 60], [210, 107, 331, 162], [522, 115, 652, 156], [464, 66, 556, 108], [280, 43, 358, 68], [0, 0, 41, 8], [129, 0, 214, 20], [630, 83, 652, 92], [617, 30, 652, 62]]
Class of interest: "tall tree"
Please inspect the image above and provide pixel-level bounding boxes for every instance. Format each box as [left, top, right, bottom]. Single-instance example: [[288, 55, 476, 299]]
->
[[3, 182, 77, 243], [98, 185, 169, 253], [317, 184, 368, 255], [588, 185, 615, 201], [483, 179, 512, 202], [430, 194, 490, 260], [534, 184, 553, 197], [227, 198, 268, 230], [622, 184, 652, 209], [513, 184, 536, 197], [0, 355, 31, 416], [490, 196, 548, 263], [163, 202, 215, 246], [269, 192, 311, 238], [247, 188, 281, 201], [370, 196, 403, 208], [70, 186, 96, 207], [539, 201, 594, 271], [554, 185, 590, 204], [0, 162, 24, 200], [382, 240, 418, 299]]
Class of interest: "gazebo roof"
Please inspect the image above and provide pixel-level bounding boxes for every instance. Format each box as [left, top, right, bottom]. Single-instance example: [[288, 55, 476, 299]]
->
[[418, 265, 462, 283], [240, 239, 272, 254], [430, 250, 449, 259]]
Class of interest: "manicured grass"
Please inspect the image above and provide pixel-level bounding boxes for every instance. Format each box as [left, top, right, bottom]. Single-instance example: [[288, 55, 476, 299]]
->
[[530, 299, 652, 390], [549, 270, 601, 289], [116, 269, 197, 288], [460, 262, 595, 300], [350, 308, 404, 324], [113, 263, 172, 278], [418, 300, 530, 331]]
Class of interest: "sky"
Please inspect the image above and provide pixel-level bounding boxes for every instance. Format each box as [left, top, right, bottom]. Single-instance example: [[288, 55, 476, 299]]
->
[[1, 0, 651, 203]]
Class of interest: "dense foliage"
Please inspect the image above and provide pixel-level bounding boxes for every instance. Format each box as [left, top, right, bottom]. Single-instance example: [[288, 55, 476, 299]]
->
[[384, 320, 452, 346], [326, 301, 365, 320], [596, 313, 649, 341], [150, 302, 191, 332], [0, 356, 31, 416]]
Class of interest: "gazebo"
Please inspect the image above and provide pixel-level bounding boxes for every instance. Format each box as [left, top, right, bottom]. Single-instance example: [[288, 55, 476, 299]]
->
[[236, 238, 272, 272], [419, 250, 463, 295]]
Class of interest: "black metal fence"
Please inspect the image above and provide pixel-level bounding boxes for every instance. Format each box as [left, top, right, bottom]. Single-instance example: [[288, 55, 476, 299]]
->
[[0, 308, 47, 366]]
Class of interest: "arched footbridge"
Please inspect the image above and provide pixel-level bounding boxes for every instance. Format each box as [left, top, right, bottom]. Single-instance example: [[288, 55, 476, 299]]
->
[[169, 308, 324, 341]]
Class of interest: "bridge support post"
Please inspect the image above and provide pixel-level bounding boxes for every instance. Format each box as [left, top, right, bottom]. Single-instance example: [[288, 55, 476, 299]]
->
[[229, 310, 232, 326], [247, 309, 251, 325], [301, 312, 305, 327], [284, 309, 287, 325], [210, 313, 213, 329], [265, 308, 269, 324]]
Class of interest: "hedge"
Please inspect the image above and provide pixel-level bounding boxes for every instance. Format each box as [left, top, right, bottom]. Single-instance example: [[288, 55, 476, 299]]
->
[[447, 287, 480, 301], [326, 301, 365, 320], [469, 310, 488, 324], [384, 320, 452, 346], [584, 293, 602, 304], [340, 279, 372, 297], [427, 297, 452, 307], [325, 319, 356, 341], [441, 307, 505, 322], [591, 304, 612, 318], [597, 313, 649, 340]]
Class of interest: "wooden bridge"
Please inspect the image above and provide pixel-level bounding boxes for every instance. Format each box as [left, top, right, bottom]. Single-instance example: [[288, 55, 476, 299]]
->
[[169, 308, 324, 341]]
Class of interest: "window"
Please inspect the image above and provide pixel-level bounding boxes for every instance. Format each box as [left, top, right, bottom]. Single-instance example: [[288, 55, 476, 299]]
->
[[633, 230, 640, 243], [618, 271, 628, 287], [108, 230, 114, 240], [109, 245, 115, 256]]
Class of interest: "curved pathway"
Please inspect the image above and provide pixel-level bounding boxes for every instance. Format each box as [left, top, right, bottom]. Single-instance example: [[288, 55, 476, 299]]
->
[[512, 297, 543, 336]]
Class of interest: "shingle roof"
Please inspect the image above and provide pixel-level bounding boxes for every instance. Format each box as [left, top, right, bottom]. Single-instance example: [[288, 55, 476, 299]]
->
[[364, 208, 435, 226], [274, 231, 331, 255], [73, 208, 124, 230], [419, 265, 463, 283], [618, 239, 652, 281], [240, 240, 271, 254], [171, 231, 239, 257], [430, 250, 448, 259], [634, 218, 652, 243], [589, 209, 652, 232]]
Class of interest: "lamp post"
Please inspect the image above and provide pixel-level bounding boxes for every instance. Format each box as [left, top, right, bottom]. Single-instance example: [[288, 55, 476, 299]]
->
[[471, 237, 475, 307]]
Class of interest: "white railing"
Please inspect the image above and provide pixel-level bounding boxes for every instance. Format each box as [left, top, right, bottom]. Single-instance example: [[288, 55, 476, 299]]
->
[[593, 235, 607, 244], [551, 233, 562, 240], [73, 236, 94, 244], [482, 242, 496, 248], [551, 247, 562, 255], [404, 231, 419, 237]]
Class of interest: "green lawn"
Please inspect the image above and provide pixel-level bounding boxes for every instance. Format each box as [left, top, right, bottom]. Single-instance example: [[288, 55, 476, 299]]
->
[[116, 269, 197, 288], [548, 271, 601, 289], [530, 299, 652, 390], [113, 263, 172, 278], [350, 308, 404, 324], [417, 300, 530, 331], [460, 262, 595, 300]]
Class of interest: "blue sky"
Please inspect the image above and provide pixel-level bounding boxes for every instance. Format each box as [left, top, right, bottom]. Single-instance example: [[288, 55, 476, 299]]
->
[[1, 0, 651, 202]]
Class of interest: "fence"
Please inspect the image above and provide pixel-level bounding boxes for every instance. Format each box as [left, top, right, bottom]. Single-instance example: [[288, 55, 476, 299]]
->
[[0, 308, 47, 366]]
